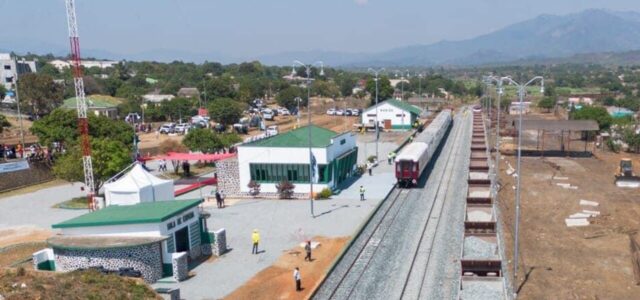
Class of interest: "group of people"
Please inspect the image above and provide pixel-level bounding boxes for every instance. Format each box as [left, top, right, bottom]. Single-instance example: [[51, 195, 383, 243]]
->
[[1, 143, 59, 163], [214, 189, 226, 208], [133, 123, 153, 133], [250, 229, 312, 292]]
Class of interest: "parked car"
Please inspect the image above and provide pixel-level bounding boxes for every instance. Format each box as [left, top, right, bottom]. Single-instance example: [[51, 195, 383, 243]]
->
[[266, 125, 278, 136], [335, 109, 345, 116], [159, 123, 175, 134], [326, 108, 336, 115], [277, 108, 291, 115], [262, 109, 275, 121], [350, 108, 360, 116], [174, 123, 190, 134], [344, 110, 353, 116]]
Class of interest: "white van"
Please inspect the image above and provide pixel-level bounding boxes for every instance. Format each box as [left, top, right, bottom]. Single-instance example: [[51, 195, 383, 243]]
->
[[266, 125, 278, 136]]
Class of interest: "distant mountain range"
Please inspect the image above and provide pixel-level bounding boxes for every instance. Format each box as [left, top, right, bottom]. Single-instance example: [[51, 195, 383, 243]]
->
[[5, 9, 640, 67]]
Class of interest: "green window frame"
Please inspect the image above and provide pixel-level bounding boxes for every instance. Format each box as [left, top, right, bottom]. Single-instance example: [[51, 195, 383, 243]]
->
[[250, 163, 328, 183]]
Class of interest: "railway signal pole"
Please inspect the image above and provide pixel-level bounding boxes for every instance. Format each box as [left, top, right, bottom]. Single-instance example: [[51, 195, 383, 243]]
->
[[65, 0, 96, 210]]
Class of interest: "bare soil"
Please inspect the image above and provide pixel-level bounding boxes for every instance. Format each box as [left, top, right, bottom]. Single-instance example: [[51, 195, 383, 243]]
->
[[224, 236, 348, 300], [0, 242, 47, 269], [495, 114, 640, 299], [0, 226, 52, 248]]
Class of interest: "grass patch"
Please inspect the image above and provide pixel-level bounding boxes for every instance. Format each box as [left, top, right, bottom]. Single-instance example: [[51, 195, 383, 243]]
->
[[53, 197, 89, 210], [0, 179, 67, 200], [0, 269, 160, 300]]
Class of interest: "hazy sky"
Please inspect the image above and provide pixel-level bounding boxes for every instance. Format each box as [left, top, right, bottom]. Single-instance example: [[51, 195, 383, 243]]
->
[[1, 0, 640, 58]]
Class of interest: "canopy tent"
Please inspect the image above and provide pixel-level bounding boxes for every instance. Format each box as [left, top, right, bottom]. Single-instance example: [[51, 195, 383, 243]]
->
[[103, 164, 174, 206]]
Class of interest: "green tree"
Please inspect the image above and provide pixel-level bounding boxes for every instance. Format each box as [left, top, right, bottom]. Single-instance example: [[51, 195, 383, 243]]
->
[[616, 97, 640, 112], [183, 129, 222, 153], [53, 138, 132, 191], [17, 73, 64, 116], [0, 85, 6, 98], [31, 109, 134, 147], [365, 76, 393, 106], [276, 86, 307, 110], [571, 106, 612, 130], [0, 114, 10, 133], [537, 97, 556, 112], [208, 98, 244, 126], [338, 76, 357, 97], [602, 96, 616, 106], [160, 97, 196, 122], [220, 133, 242, 147]]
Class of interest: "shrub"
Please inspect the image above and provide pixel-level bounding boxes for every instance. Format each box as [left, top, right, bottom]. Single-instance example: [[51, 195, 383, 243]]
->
[[276, 180, 295, 199], [317, 188, 332, 199], [248, 180, 261, 196]]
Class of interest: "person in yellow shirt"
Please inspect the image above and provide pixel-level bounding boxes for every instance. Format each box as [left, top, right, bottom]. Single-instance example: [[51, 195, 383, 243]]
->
[[252, 229, 260, 254]]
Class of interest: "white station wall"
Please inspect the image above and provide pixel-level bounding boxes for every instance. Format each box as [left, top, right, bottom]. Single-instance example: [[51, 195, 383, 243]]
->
[[237, 146, 328, 193], [362, 102, 411, 127]]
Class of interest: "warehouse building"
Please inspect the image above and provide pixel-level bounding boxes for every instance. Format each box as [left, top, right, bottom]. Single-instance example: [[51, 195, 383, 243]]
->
[[361, 99, 422, 130], [235, 125, 358, 196], [41, 199, 226, 283]]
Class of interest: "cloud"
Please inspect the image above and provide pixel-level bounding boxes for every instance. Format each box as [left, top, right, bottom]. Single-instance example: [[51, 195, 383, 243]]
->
[[354, 0, 368, 6]]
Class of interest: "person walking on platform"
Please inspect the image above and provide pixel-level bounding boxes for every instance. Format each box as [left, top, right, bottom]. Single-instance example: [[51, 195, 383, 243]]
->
[[293, 267, 302, 291], [360, 185, 366, 201], [252, 229, 260, 254], [304, 240, 312, 261]]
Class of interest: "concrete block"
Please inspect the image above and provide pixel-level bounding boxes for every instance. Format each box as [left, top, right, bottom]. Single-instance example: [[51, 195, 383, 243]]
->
[[569, 212, 591, 219], [582, 210, 600, 216], [580, 200, 599, 207], [565, 218, 589, 227]]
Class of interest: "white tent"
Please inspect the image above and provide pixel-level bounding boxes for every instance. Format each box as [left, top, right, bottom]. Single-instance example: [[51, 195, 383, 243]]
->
[[103, 164, 174, 206]]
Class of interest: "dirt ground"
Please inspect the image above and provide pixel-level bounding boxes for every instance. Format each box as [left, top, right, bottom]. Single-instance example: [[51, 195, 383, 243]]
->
[[0, 226, 52, 248], [224, 236, 349, 300], [0, 116, 38, 146], [494, 114, 640, 299]]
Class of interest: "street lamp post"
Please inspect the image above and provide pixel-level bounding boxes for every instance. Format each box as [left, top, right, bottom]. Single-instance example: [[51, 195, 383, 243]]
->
[[501, 75, 544, 298], [395, 70, 410, 101], [292, 60, 325, 218], [368, 68, 385, 161]]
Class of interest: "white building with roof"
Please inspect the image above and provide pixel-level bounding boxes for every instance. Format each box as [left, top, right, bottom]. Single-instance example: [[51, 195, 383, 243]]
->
[[235, 125, 358, 196], [361, 99, 423, 130]]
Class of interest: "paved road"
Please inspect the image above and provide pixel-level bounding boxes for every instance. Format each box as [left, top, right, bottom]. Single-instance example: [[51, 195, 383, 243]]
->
[[313, 109, 472, 300]]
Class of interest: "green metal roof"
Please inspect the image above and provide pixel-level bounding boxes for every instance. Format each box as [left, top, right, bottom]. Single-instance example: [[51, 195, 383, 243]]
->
[[63, 95, 124, 109], [52, 199, 203, 229], [242, 125, 338, 148], [371, 99, 422, 115]]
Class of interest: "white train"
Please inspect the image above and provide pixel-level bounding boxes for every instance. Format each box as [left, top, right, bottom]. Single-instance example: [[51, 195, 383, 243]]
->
[[394, 110, 453, 187]]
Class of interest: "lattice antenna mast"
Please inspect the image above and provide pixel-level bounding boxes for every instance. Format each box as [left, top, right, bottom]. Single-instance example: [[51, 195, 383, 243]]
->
[[65, 0, 96, 210]]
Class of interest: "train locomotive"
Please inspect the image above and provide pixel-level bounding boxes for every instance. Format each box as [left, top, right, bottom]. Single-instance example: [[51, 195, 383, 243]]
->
[[394, 110, 452, 187]]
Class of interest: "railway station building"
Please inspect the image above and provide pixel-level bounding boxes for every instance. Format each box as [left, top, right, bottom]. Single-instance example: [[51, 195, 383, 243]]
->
[[235, 125, 358, 196], [38, 199, 226, 283], [361, 99, 423, 130]]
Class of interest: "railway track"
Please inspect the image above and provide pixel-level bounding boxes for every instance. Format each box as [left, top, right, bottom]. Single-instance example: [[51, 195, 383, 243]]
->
[[313, 109, 472, 300]]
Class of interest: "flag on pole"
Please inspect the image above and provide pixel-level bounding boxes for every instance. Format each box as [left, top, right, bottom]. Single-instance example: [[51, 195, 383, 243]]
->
[[310, 152, 319, 183]]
